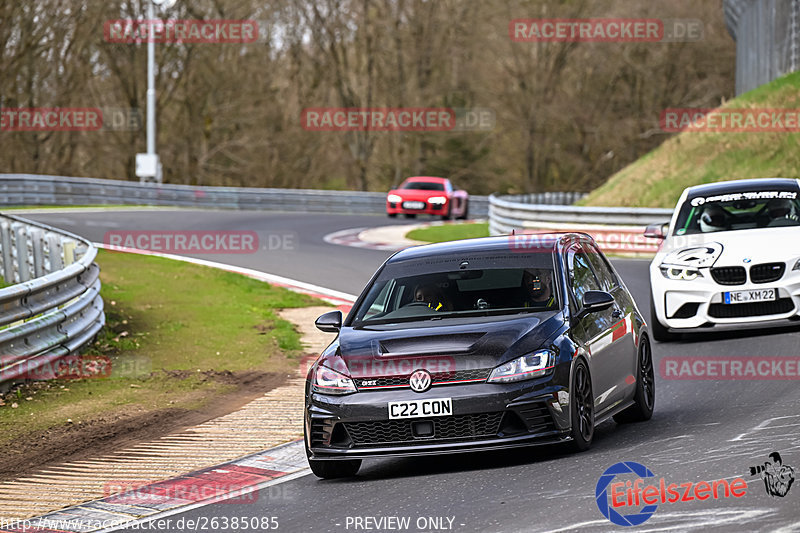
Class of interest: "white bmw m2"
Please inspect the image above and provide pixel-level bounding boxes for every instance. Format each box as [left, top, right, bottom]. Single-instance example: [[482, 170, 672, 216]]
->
[[646, 178, 800, 341]]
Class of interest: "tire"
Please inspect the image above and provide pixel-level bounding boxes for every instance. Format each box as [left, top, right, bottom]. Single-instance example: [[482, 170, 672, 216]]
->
[[457, 200, 469, 220], [308, 457, 362, 479], [404, 213, 417, 219], [387, 213, 397, 218], [613, 335, 655, 424], [649, 294, 678, 342], [441, 206, 452, 221], [568, 360, 594, 452]]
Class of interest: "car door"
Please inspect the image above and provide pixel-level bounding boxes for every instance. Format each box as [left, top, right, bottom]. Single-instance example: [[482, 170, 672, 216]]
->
[[582, 241, 637, 405], [565, 243, 618, 415]]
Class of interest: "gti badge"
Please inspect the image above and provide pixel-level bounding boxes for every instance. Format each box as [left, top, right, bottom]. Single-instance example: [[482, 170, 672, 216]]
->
[[409, 369, 432, 392]]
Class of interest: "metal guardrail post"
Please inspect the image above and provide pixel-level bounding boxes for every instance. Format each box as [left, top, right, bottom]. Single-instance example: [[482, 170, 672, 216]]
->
[[47, 234, 63, 273], [14, 224, 29, 283], [32, 229, 45, 278], [63, 240, 75, 266], [0, 222, 12, 283]]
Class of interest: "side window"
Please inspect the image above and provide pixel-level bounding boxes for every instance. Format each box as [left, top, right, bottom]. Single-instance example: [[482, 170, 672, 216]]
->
[[362, 280, 394, 320], [567, 246, 601, 304], [582, 243, 619, 291]]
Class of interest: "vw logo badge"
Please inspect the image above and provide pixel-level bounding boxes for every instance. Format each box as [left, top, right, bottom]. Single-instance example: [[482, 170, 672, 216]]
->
[[743, 258, 752, 263], [409, 369, 432, 393]]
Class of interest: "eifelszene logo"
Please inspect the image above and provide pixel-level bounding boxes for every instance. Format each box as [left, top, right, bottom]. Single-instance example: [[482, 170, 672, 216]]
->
[[595, 461, 748, 527]]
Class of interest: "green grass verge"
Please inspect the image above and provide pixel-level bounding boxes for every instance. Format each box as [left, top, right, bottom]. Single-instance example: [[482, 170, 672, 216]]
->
[[0, 249, 324, 443], [580, 70, 800, 208], [406, 222, 490, 243]]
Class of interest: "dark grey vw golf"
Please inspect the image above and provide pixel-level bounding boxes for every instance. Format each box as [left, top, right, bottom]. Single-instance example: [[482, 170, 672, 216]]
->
[[304, 234, 654, 478]]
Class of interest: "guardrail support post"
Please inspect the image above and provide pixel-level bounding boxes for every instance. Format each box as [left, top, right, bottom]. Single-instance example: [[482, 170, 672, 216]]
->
[[0, 222, 13, 284], [14, 224, 30, 283], [47, 234, 63, 273], [63, 240, 76, 266], [32, 229, 45, 278]]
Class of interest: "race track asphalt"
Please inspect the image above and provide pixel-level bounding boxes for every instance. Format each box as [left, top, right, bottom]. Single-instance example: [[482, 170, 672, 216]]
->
[[26, 209, 800, 533]]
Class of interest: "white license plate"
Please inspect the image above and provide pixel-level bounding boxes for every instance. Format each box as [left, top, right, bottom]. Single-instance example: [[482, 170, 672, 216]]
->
[[723, 289, 776, 304], [388, 398, 452, 420], [402, 201, 425, 210]]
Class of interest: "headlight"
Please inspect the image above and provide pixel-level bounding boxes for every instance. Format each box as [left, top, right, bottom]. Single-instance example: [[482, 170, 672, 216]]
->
[[428, 196, 447, 204], [312, 361, 356, 395], [387, 194, 403, 203], [659, 266, 702, 281], [488, 350, 554, 383], [793, 259, 800, 271]]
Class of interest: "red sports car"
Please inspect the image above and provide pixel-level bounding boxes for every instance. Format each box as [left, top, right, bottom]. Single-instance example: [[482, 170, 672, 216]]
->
[[386, 177, 469, 220]]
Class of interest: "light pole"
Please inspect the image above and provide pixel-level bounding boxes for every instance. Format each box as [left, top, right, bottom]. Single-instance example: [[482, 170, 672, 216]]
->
[[135, 0, 176, 183]]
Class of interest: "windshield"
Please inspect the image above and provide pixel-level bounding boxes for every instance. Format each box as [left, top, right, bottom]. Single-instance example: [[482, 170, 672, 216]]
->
[[400, 181, 445, 191], [351, 256, 560, 326], [673, 190, 800, 235]]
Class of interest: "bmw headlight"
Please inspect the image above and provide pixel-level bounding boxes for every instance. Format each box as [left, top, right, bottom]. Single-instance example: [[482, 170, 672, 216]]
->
[[488, 349, 555, 383], [793, 259, 800, 271], [428, 196, 447, 205], [659, 243, 721, 281], [387, 194, 403, 203], [660, 266, 702, 281], [312, 359, 356, 395]]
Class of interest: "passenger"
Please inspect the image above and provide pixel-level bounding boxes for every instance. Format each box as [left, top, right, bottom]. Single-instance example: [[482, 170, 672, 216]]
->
[[522, 269, 556, 308]]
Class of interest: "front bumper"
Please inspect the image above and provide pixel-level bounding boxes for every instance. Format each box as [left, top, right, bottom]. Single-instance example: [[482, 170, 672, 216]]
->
[[386, 200, 449, 216], [306, 379, 570, 459], [651, 264, 800, 331]]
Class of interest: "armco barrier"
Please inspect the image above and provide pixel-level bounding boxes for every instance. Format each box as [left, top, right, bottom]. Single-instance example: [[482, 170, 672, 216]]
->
[[490, 194, 674, 256], [0, 175, 588, 217], [0, 174, 492, 215], [0, 213, 105, 390]]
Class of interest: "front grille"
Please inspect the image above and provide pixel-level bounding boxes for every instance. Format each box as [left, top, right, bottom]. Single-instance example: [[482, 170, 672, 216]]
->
[[710, 266, 747, 285], [344, 412, 503, 447], [750, 262, 785, 284], [708, 298, 794, 318], [355, 368, 492, 389]]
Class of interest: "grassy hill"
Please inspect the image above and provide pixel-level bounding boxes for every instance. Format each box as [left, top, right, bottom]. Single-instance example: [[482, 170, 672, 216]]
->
[[581, 71, 800, 208]]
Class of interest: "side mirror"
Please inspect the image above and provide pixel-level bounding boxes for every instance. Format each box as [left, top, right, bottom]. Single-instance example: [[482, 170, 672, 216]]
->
[[644, 222, 669, 240], [581, 291, 615, 314], [315, 310, 342, 333]]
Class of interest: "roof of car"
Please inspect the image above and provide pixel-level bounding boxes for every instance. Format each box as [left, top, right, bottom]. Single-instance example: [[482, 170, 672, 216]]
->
[[403, 176, 448, 183], [686, 178, 800, 198], [388, 233, 581, 263]]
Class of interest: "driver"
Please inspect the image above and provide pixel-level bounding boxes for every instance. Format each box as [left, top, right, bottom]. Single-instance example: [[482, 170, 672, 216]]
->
[[699, 205, 728, 233], [522, 269, 556, 308], [413, 283, 452, 311]]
